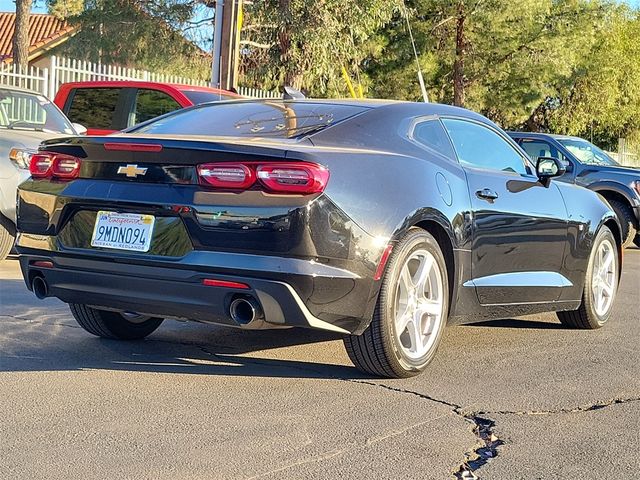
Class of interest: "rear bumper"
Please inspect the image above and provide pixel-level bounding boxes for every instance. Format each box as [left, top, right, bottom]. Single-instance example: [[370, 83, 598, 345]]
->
[[17, 235, 377, 334]]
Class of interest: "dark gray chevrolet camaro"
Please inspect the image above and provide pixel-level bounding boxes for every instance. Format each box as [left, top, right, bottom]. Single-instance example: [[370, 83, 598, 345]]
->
[[16, 99, 622, 378]]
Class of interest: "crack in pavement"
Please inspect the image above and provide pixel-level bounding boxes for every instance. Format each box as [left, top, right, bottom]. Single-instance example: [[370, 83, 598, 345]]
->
[[348, 380, 462, 409], [4, 323, 637, 479], [477, 396, 640, 417], [453, 414, 503, 480], [347, 381, 502, 480], [192, 346, 502, 480], [194, 345, 462, 479]]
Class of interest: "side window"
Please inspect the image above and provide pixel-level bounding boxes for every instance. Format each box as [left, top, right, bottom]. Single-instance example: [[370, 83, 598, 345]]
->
[[519, 139, 565, 162], [132, 89, 181, 126], [412, 119, 456, 159], [67, 88, 121, 130], [442, 118, 528, 175]]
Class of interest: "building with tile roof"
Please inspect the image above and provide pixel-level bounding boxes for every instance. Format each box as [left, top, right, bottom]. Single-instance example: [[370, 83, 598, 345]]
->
[[0, 12, 76, 65]]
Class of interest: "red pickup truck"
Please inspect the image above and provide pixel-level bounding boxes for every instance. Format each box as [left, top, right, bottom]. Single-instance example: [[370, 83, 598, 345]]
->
[[53, 81, 238, 135]]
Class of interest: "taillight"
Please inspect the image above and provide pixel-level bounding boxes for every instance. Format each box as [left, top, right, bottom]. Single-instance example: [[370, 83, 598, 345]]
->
[[29, 152, 82, 180], [52, 155, 81, 178], [29, 153, 53, 178], [257, 163, 329, 194], [196, 161, 329, 195], [198, 163, 255, 189]]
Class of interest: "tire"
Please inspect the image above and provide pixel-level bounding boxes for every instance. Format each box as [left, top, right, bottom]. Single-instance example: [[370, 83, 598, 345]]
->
[[69, 304, 163, 340], [609, 199, 637, 248], [344, 228, 449, 378], [557, 226, 619, 329], [0, 214, 15, 261]]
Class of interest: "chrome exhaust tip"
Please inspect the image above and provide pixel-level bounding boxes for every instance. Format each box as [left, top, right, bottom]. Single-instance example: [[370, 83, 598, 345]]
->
[[32, 275, 49, 299], [229, 297, 263, 325]]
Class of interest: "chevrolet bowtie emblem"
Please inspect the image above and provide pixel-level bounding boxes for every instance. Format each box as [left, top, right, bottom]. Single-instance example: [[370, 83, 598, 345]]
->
[[117, 164, 148, 178]]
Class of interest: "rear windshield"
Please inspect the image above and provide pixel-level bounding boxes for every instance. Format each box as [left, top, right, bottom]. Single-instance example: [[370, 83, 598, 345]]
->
[[132, 101, 368, 138], [181, 90, 238, 104]]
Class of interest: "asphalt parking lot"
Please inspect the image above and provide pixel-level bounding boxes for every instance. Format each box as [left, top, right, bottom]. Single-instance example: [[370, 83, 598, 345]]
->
[[1, 248, 639, 479]]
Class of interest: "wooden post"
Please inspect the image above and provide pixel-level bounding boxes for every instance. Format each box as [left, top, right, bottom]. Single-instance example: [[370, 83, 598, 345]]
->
[[218, 0, 243, 91]]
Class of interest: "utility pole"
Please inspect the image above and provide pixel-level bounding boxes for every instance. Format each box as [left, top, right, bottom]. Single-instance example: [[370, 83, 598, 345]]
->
[[211, 0, 243, 91]]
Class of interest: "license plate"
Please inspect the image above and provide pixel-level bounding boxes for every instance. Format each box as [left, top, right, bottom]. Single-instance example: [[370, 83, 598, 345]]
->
[[90, 211, 155, 252]]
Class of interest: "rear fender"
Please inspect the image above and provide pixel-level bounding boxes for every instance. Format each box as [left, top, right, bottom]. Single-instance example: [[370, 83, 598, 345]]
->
[[353, 209, 463, 334]]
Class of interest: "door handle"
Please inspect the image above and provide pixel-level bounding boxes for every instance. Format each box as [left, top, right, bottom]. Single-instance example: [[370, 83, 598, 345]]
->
[[476, 188, 499, 201]]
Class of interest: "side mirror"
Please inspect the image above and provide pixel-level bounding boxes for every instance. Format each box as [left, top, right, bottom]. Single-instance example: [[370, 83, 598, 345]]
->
[[536, 156, 566, 187], [72, 123, 88, 135]]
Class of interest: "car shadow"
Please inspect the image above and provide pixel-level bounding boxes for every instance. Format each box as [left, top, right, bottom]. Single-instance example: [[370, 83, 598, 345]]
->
[[470, 318, 567, 330], [1, 263, 567, 380], [1, 309, 570, 380], [0, 282, 371, 379]]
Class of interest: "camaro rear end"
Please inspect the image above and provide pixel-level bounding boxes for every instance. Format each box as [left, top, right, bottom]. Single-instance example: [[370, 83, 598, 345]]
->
[[17, 137, 378, 335], [16, 99, 623, 378]]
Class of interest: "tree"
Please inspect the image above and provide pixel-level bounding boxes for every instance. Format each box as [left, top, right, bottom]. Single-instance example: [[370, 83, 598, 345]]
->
[[367, 0, 607, 128], [12, 0, 33, 68], [47, 0, 211, 79], [548, 6, 640, 150], [49, 0, 83, 18], [238, 0, 399, 97]]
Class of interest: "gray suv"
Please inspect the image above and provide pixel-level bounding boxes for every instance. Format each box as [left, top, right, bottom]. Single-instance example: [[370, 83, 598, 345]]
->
[[0, 86, 83, 260]]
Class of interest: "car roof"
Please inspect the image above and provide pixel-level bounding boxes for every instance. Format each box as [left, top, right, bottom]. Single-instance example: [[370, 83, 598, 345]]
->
[[58, 80, 237, 96], [204, 97, 490, 118], [124, 97, 497, 144], [199, 97, 402, 108], [0, 83, 41, 96]]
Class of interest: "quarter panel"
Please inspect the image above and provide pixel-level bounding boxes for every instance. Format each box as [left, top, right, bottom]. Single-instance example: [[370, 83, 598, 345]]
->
[[299, 137, 473, 329], [310, 144, 471, 251]]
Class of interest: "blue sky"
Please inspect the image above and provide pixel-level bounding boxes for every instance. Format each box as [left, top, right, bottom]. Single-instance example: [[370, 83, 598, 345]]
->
[[0, 0, 214, 47], [0, 0, 47, 12]]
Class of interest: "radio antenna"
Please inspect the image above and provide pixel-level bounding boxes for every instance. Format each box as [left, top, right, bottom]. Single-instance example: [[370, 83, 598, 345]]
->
[[402, 2, 429, 102]]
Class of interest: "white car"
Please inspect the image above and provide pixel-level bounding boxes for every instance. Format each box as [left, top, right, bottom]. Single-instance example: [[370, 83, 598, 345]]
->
[[0, 85, 85, 260]]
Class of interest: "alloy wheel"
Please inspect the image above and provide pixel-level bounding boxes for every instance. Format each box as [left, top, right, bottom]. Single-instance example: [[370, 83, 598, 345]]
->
[[393, 249, 445, 359], [591, 238, 617, 317]]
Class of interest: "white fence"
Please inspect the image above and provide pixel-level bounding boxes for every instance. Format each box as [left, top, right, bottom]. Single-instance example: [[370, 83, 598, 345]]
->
[[609, 151, 639, 167], [0, 56, 279, 100], [613, 138, 640, 168], [0, 64, 49, 96]]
